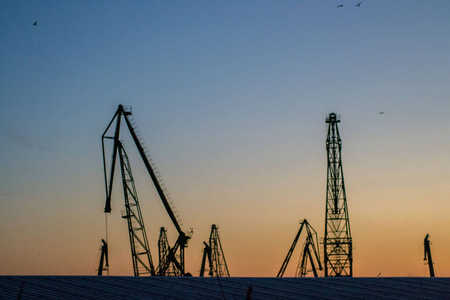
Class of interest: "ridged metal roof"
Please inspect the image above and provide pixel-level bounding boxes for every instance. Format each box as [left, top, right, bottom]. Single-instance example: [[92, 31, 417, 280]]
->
[[1, 276, 449, 300]]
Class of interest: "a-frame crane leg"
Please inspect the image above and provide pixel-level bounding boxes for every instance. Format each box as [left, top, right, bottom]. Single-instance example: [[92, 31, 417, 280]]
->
[[277, 220, 307, 277]]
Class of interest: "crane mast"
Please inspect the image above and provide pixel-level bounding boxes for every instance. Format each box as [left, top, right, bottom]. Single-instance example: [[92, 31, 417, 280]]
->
[[158, 227, 169, 269], [118, 142, 155, 276], [158, 227, 182, 276], [102, 105, 191, 276], [324, 113, 352, 277]]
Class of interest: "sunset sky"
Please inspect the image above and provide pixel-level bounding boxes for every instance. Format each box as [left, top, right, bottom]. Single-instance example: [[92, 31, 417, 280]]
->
[[1, 1, 450, 277]]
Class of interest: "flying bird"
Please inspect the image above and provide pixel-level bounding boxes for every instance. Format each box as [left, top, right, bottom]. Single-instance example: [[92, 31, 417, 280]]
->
[[356, 2, 362, 6], [33, 21, 37, 26], [337, 4, 343, 8], [379, 112, 385, 115]]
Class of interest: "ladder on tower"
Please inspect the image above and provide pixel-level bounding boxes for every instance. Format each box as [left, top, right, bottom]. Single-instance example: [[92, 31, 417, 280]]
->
[[125, 113, 184, 228]]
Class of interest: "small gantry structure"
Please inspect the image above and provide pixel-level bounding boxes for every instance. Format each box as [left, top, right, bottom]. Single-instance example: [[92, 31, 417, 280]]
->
[[199, 224, 230, 277], [277, 219, 322, 277]]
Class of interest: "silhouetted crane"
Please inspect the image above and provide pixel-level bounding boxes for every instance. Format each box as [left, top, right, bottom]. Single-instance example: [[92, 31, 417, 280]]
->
[[158, 227, 183, 276], [324, 113, 352, 277], [424, 234, 435, 277], [97, 239, 109, 276], [199, 224, 230, 277], [102, 105, 192, 276], [277, 219, 322, 277], [296, 227, 322, 277]]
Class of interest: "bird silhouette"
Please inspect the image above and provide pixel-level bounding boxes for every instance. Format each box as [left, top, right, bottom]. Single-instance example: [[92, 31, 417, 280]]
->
[[337, 4, 343, 8], [379, 112, 385, 115], [33, 21, 37, 26], [356, 2, 362, 6]]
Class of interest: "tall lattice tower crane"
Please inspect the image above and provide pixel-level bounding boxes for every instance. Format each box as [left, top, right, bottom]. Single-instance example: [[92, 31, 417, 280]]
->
[[323, 113, 353, 277]]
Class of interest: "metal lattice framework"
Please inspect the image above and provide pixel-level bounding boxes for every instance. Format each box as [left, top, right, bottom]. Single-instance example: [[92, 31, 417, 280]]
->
[[296, 223, 322, 277], [158, 227, 182, 276], [102, 105, 192, 276], [199, 224, 230, 277], [118, 142, 155, 276], [323, 113, 352, 277], [277, 219, 322, 278]]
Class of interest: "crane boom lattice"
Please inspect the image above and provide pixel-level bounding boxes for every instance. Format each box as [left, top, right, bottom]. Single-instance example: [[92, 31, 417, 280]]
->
[[124, 114, 183, 228], [118, 142, 155, 276], [158, 227, 182, 276], [277, 219, 322, 277]]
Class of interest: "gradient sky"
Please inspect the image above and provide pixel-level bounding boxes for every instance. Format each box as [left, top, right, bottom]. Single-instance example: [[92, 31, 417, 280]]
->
[[1, 0, 450, 277]]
